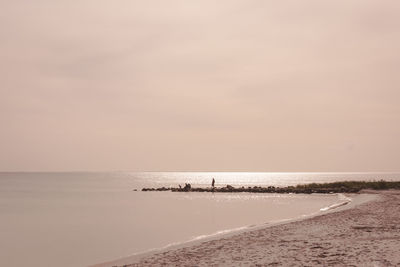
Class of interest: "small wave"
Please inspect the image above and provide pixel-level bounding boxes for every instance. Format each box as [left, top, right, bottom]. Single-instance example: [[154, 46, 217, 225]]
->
[[320, 194, 352, 211], [122, 225, 252, 260], [190, 226, 250, 241]]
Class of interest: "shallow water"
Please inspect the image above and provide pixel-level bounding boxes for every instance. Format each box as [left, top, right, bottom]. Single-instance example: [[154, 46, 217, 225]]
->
[[0, 172, 398, 267]]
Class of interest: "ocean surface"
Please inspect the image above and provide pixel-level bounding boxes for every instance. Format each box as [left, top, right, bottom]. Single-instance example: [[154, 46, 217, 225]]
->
[[0, 172, 399, 267]]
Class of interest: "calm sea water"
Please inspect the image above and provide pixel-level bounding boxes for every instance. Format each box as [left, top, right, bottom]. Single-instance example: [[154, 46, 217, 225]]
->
[[0, 172, 399, 267]]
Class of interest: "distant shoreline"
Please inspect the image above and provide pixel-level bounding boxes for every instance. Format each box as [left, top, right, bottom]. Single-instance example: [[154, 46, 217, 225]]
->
[[141, 180, 400, 194]]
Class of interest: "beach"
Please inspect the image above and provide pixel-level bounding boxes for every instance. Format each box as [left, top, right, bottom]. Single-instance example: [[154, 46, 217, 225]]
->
[[121, 190, 400, 266]]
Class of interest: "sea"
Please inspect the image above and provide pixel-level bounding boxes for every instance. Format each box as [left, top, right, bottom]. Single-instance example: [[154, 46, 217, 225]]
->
[[0, 172, 399, 267]]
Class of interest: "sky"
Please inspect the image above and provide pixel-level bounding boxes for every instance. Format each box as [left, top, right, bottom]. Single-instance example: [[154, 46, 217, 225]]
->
[[1, 0, 399, 172]]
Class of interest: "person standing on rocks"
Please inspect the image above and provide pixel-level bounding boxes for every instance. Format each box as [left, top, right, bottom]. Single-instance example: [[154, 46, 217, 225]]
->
[[212, 178, 215, 188]]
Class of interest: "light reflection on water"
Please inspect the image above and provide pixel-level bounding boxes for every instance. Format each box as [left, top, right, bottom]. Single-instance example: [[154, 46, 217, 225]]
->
[[125, 171, 400, 189]]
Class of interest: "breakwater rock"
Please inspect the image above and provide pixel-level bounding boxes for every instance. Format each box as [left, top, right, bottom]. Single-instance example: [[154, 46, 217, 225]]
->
[[141, 185, 359, 194], [141, 181, 400, 194]]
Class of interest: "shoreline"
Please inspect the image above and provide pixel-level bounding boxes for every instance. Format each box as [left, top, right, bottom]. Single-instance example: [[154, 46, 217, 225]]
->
[[121, 190, 399, 266], [92, 192, 378, 267]]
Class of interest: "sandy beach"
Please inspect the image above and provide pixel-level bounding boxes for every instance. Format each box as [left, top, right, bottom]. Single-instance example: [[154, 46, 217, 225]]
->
[[119, 190, 400, 266]]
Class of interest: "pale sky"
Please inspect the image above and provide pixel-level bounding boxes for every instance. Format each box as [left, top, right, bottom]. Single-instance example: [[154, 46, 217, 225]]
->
[[1, 0, 399, 171]]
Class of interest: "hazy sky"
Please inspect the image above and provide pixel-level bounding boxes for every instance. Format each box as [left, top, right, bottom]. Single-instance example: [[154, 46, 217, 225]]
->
[[1, 0, 399, 171]]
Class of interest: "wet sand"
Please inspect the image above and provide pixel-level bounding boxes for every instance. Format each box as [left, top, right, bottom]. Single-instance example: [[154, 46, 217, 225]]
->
[[120, 190, 400, 266]]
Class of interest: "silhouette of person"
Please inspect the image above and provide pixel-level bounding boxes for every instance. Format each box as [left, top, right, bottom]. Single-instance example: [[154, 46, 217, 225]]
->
[[212, 178, 215, 188]]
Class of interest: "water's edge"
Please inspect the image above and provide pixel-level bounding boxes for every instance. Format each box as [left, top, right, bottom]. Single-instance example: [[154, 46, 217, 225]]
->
[[92, 193, 378, 267]]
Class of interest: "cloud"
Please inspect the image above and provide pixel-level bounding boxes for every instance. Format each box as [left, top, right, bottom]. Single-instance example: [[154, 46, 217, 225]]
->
[[1, 0, 400, 171]]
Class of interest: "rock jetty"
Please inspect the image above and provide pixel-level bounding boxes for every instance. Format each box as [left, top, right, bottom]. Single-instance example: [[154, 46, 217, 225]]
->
[[141, 185, 358, 194], [141, 180, 400, 194]]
